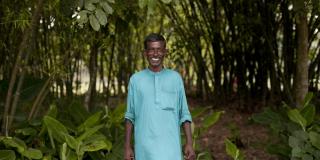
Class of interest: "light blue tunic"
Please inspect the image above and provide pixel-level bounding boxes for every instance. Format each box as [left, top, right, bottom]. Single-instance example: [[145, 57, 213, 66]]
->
[[125, 68, 192, 160]]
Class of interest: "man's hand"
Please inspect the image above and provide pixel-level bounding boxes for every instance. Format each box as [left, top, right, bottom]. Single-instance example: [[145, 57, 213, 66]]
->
[[124, 147, 134, 160], [184, 144, 195, 160]]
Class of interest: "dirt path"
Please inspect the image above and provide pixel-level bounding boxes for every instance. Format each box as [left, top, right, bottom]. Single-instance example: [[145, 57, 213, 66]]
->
[[190, 101, 278, 160]]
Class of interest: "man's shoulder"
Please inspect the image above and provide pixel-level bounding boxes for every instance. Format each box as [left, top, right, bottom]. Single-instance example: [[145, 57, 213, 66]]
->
[[164, 69, 182, 79], [129, 69, 147, 82]]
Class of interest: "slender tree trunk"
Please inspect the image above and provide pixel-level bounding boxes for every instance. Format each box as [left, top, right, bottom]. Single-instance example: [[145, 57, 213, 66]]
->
[[84, 42, 98, 111], [293, 0, 309, 107]]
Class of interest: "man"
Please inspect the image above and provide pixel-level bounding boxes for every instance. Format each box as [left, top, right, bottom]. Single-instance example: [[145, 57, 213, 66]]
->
[[124, 33, 195, 160]]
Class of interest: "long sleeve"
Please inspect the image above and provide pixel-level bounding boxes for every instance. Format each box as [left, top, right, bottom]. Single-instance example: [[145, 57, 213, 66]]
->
[[178, 77, 192, 125], [125, 78, 135, 125]]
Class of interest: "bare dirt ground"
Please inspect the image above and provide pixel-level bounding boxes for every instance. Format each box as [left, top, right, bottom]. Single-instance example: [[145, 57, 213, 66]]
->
[[189, 99, 279, 160]]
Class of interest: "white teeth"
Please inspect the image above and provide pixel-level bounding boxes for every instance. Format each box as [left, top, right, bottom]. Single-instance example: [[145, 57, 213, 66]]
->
[[151, 58, 159, 61]]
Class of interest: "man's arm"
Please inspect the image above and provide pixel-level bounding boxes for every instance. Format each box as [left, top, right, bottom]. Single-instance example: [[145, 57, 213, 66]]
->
[[124, 120, 134, 160], [183, 121, 196, 160], [183, 121, 195, 160]]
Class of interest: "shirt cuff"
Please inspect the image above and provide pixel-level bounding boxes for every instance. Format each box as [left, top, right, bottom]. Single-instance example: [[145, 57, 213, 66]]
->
[[179, 115, 192, 125], [125, 112, 135, 125]]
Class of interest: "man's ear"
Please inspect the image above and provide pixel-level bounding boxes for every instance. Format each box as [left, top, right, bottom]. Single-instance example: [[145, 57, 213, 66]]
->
[[143, 50, 147, 57]]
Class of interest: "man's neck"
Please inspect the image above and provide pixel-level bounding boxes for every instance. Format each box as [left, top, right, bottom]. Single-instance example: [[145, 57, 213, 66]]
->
[[148, 66, 163, 72]]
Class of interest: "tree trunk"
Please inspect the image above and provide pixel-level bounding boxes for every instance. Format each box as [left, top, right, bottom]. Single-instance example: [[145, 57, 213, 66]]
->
[[293, 0, 309, 107], [1, 0, 43, 135]]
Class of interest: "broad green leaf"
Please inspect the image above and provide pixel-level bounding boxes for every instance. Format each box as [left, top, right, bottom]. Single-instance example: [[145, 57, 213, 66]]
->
[[225, 139, 240, 159], [78, 111, 102, 132], [110, 104, 126, 124], [2, 137, 27, 153], [83, 134, 112, 151], [202, 111, 223, 129], [292, 130, 308, 141], [77, 125, 104, 141], [15, 127, 37, 136], [300, 104, 315, 126], [60, 143, 67, 160], [100, 2, 113, 14], [64, 134, 79, 150], [287, 109, 307, 130], [0, 150, 15, 160], [60, 143, 77, 160], [289, 136, 304, 148], [44, 116, 69, 143], [21, 148, 42, 159], [161, 0, 172, 4], [301, 154, 313, 160], [107, 0, 115, 3], [78, 10, 89, 25], [309, 131, 320, 150], [303, 92, 313, 108], [89, 15, 100, 31], [85, 3, 96, 11], [81, 135, 112, 152], [89, 0, 99, 3], [95, 9, 108, 26], [291, 147, 303, 157]]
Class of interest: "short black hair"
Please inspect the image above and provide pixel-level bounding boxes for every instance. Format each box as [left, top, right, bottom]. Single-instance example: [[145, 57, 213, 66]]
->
[[144, 33, 166, 50]]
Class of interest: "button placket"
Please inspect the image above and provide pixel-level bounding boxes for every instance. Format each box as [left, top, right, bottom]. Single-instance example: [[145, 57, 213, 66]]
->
[[155, 75, 160, 104]]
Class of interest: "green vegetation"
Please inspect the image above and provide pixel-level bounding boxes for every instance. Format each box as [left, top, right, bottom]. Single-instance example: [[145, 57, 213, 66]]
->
[[252, 93, 320, 159], [1, 0, 320, 159]]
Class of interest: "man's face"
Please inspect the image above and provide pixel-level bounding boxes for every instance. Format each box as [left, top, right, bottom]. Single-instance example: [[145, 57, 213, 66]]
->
[[144, 41, 167, 70]]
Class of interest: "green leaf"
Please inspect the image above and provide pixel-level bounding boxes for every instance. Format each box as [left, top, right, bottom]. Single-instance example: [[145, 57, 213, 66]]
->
[[81, 134, 112, 152], [303, 92, 313, 108], [43, 116, 69, 143], [301, 154, 313, 160], [2, 137, 27, 153], [202, 111, 223, 129], [21, 148, 42, 159], [83, 134, 112, 150], [15, 127, 37, 136], [78, 111, 102, 133], [85, 3, 96, 11], [309, 131, 320, 150], [289, 136, 304, 148], [161, 0, 172, 4], [60, 143, 77, 160], [77, 125, 104, 141], [287, 109, 307, 130], [225, 139, 240, 159], [78, 10, 89, 25], [64, 134, 79, 150], [300, 104, 315, 126], [100, 2, 113, 14], [107, 0, 115, 3], [89, 14, 100, 31], [0, 150, 16, 160], [95, 9, 108, 26]]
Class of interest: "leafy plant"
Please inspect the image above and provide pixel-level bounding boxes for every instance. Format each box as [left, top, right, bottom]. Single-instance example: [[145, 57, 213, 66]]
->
[[189, 107, 223, 160], [0, 102, 127, 160], [252, 92, 320, 159], [225, 139, 245, 160]]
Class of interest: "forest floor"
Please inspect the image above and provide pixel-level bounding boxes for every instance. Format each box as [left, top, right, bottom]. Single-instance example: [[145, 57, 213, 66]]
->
[[189, 98, 279, 160]]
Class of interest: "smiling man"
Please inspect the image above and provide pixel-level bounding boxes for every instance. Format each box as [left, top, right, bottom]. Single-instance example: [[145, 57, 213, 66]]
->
[[124, 33, 195, 160]]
